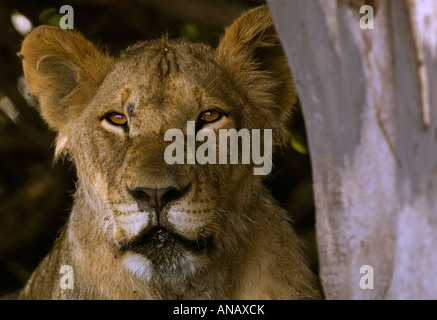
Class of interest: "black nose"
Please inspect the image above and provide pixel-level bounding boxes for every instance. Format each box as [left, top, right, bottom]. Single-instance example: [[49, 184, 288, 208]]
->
[[128, 184, 191, 211]]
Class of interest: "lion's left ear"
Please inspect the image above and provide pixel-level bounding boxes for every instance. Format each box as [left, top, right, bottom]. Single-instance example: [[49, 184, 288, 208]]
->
[[20, 25, 113, 133], [216, 5, 296, 137]]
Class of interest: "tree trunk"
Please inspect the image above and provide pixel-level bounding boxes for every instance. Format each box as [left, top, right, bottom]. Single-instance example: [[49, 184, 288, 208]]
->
[[267, 0, 437, 299]]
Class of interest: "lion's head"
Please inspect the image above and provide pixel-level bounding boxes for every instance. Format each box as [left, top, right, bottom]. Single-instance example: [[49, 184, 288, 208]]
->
[[20, 6, 297, 286]]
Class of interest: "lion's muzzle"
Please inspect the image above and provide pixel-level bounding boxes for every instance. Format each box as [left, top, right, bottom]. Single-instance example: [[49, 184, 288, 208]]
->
[[115, 182, 215, 273]]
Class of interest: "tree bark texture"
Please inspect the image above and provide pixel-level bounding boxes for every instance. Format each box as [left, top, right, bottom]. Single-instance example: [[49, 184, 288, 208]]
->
[[268, 0, 437, 299]]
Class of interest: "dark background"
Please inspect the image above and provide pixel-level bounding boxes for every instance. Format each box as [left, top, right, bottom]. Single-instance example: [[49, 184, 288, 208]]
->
[[0, 0, 317, 297]]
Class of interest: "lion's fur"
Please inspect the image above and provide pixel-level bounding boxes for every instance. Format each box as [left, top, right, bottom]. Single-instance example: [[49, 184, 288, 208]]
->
[[18, 6, 322, 299]]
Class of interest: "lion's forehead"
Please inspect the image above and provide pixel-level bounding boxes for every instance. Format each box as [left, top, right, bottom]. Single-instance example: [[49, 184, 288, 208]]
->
[[95, 39, 239, 119], [110, 39, 221, 94]]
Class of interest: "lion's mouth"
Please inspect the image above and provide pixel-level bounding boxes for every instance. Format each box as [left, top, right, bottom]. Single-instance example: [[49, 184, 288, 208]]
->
[[122, 227, 212, 264]]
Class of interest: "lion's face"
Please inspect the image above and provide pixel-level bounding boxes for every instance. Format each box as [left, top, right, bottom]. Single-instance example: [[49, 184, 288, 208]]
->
[[70, 40, 256, 278], [20, 7, 295, 283]]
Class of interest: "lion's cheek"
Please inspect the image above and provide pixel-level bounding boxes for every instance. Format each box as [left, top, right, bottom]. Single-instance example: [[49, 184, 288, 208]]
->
[[165, 206, 217, 241], [111, 210, 154, 243]]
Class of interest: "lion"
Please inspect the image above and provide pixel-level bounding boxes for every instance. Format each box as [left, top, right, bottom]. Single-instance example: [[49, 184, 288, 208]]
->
[[17, 5, 322, 299]]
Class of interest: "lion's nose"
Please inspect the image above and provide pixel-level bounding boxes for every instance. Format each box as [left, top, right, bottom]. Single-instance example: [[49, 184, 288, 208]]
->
[[134, 187, 173, 209], [128, 184, 191, 211]]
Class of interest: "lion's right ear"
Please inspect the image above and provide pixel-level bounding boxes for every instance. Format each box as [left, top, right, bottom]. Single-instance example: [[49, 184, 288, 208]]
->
[[20, 26, 113, 132], [216, 6, 296, 147]]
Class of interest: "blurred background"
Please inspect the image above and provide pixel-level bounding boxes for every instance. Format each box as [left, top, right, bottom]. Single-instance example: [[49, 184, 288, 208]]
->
[[0, 0, 317, 297]]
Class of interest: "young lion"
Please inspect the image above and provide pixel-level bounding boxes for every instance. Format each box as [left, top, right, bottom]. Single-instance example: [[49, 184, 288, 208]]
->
[[18, 5, 322, 299]]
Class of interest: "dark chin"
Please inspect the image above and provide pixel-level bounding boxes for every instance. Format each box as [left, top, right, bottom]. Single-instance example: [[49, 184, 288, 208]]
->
[[122, 227, 212, 267]]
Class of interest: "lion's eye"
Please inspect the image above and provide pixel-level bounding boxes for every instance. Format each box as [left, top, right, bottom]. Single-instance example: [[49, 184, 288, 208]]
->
[[106, 112, 127, 126], [199, 110, 222, 123]]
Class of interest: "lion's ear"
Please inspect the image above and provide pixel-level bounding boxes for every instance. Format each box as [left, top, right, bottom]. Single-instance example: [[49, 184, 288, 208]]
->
[[216, 5, 296, 125], [20, 25, 113, 132]]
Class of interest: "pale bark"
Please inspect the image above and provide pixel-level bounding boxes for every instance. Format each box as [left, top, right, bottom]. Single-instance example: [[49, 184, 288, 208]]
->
[[268, 0, 437, 299]]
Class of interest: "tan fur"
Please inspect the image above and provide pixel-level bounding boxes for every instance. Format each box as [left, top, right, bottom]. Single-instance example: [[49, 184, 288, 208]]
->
[[18, 6, 322, 300]]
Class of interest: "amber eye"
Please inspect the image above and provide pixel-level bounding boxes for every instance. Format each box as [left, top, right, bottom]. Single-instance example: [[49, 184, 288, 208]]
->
[[199, 110, 222, 123], [106, 112, 127, 126]]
